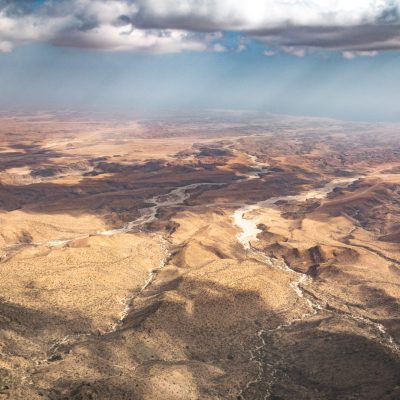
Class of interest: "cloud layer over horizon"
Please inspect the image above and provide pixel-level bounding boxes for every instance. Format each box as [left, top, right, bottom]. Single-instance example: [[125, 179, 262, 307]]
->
[[1, 0, 400, 56]]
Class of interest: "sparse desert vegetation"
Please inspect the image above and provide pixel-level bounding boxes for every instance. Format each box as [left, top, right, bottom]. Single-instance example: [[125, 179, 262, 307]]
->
[[0, 111, 399, 400]]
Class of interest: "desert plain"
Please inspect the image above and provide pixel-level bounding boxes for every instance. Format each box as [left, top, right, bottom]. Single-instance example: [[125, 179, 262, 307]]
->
[[0, 111, 399, 399]]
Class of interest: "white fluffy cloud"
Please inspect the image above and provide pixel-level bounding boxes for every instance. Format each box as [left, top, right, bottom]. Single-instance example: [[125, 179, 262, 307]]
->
[[137, 0, 396, 29], [1, 0, 400, 54], [0, 0, 208, 53]]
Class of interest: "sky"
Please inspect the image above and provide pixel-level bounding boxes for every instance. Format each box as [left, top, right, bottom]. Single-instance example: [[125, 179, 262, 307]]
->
[[0, 0, 400, 121]]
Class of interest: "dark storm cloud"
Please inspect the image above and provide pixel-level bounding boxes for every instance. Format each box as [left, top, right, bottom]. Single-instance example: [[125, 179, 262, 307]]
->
[[251, 24, 400, 51], [1, 0, 400, 55]]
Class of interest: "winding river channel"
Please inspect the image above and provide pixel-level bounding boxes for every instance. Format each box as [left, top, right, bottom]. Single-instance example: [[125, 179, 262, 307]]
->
[[231, 160, 400, 399], [2, 152, 399, 398]]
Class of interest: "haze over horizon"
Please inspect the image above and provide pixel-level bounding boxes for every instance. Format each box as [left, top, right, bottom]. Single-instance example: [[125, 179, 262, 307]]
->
[[0, 0, 400, 121], [1, 3, 400, 399]]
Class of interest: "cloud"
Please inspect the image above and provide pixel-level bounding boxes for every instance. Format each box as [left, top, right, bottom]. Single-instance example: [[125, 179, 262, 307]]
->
[[1, 0, 400, 54], [0, 39, 11, 52], [282, 46, 307, 58], [135, 0, 400, 54], [212, 43, 226, 52], [0, 0, 208, 53], [342, 50, 379, 60], [263, 50, 275, 57]]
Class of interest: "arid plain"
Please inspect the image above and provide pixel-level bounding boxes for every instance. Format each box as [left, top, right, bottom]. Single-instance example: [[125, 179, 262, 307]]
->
[[0, 111, 399, 400]]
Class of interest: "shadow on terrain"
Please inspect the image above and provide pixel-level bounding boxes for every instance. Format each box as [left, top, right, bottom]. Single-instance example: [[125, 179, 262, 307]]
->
[[0, 297, 93, 397], [0, 298, 90, 338], [0, 144, 71, 172], [257, 317, 400, 400], [46, 276, 280, 400], [44, 275, 400, 400], [0, 145, 239, 219]]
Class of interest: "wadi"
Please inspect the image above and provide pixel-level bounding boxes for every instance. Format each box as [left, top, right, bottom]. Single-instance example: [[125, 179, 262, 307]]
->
[[0, 111, 399, 400]]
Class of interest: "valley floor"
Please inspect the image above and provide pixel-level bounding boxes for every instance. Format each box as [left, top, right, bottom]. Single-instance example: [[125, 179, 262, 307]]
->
[[0, 113, 399, 399]]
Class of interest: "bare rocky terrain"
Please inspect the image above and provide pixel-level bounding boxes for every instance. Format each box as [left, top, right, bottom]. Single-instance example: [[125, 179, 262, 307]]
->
[[0, 111, 399, 399]]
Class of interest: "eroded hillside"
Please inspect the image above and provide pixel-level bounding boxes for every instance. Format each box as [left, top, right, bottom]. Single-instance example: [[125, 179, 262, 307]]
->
[[0, 112, 399, 400]]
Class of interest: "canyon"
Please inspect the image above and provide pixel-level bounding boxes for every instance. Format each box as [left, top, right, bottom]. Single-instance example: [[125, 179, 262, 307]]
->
[[0, 111, 399, 399]]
